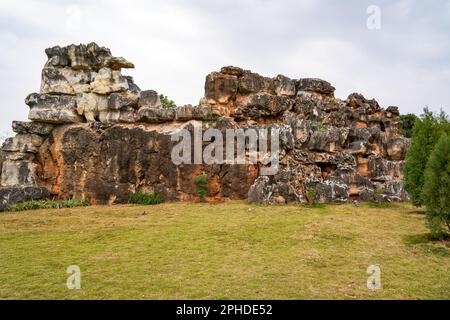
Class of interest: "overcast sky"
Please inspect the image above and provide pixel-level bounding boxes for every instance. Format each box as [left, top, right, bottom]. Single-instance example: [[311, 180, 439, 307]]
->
[[1, 0, 449, 135]]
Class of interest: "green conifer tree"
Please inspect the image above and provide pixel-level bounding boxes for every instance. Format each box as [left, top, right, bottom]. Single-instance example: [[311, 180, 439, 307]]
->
[[423, 133, 450, 237]]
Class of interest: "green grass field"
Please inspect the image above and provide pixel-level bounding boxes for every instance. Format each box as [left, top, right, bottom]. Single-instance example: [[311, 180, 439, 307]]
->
[[0, 201, 448, 299]]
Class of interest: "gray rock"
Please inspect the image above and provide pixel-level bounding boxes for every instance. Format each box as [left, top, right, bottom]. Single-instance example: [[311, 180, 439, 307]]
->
[[1, 134, 43, 154], [383, 180, 409, 201], [108, 91, 140, 110], [304, 176, 349, 203], [297, 78, 335, 96], [386, 106, 400, 117], [66, 42, 112, 70], [0, 160, 38, 187], [103, 56, 135, 70], [220, 66, 244, 77], [347, 93, 381, 113], [45, 46, 69, 67], [232, 93, 293, 120], [138, 90, 162, 108], [90, 68, 129, 95], [12, 121, 55, 136], [26, 93, 83, 124], [238, 72, 274, 95], [248, 176, 275, 204], [40, 67, 91, 95], [175, 105, 219, 121], [0, 187, 50, 212], [101, 107, 140, 123], [138, 107, 176, 123], [274, 75, 296, 97], [368, 156, 403, 182], [1, 152, 35, 161], [307, 126, 349, 152], [76, 93, 108, 122]]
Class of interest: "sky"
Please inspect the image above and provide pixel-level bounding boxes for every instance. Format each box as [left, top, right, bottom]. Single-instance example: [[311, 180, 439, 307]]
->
[[0, 0, 449, 137]]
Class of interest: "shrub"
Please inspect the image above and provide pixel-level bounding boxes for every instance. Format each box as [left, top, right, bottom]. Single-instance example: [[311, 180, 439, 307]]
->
[[374, 188, 385, 197], [422, 133, 450, 238], [192, 174, 208, 200], [399, 114, 418, 138], [404, 108, 450, 206], [128, 190, 163, 205], [7, 198, 90, 212], [159, 94, 176, 108], [306, 187, 317, 205]]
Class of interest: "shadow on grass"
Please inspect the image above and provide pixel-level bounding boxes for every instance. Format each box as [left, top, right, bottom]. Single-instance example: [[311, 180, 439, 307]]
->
[[403, 234, 450, 257], [301, 203, 327, 209], [366, 201, 401, 209]]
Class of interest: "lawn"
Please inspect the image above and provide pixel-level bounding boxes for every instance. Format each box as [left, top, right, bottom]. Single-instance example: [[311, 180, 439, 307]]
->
[[0, 201, 448, 300]]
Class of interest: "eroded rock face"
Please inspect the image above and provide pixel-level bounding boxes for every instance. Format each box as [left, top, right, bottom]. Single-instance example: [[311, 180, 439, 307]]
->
[[0, 43, 409, 206]]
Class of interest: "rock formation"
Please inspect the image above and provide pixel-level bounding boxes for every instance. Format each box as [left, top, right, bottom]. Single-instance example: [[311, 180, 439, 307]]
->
[[0, 43, 409, 209]]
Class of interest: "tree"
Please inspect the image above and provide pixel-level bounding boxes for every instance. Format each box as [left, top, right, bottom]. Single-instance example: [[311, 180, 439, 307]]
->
[[404, 108, 449, 206], [422, 133, 450, 238], [159, 94, 176, 108], [398, 114, 418, 138], [192, 174, 208, 201]]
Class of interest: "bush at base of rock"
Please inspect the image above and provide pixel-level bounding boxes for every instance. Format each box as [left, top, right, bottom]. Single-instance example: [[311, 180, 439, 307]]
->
[[128, 191, 164, 205], [7, 198, 90, 212]]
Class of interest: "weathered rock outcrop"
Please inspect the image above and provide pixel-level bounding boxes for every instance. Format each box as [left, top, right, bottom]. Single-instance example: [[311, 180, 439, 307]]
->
[[0, 43, 409, 208]]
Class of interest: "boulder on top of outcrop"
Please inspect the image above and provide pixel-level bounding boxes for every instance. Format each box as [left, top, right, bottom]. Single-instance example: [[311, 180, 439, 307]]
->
[[203, 72, 238, 105], [297, 78, 335, 96], [238, 72, 275, 95], [26, 93, 82, 124], [221, 66, 244, 77], [386, 106, 400, 118], [347, 93, 381, 114], [274, 75, 297, 97], [46, 43, 134, 71]]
